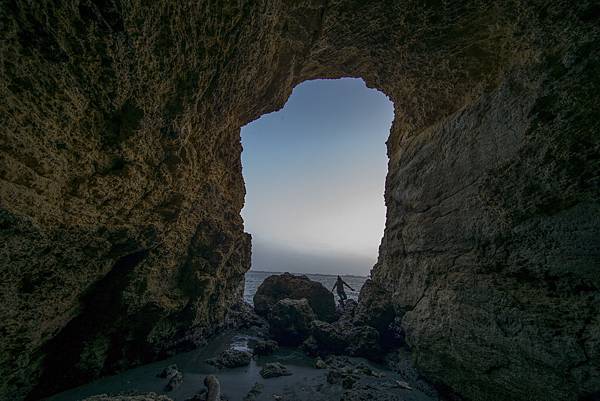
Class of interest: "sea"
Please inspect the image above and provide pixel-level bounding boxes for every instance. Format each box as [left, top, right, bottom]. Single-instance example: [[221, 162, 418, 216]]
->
[[243, 270, 368, 304]]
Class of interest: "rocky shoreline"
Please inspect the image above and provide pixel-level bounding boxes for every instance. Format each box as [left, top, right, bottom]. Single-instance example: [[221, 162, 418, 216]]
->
[[48, 274, 439, 401]]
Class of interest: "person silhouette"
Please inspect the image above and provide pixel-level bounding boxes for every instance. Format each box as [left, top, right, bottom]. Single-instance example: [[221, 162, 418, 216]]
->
[[331, 275, 354, 304]]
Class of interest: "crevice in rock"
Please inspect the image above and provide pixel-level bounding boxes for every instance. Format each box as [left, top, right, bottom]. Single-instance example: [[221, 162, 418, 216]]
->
[[26, 248, 149, 400]]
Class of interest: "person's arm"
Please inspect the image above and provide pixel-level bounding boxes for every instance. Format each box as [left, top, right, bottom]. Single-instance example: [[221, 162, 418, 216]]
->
[[331, 282, 337, 292], [343, 281, 355, 291]]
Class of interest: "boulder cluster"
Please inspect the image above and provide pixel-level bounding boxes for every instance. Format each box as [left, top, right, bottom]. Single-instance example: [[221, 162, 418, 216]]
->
[[253, 273, 400, 360]]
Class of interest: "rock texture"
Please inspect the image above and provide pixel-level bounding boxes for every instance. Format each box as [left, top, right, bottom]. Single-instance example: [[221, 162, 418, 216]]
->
[[268, 298, 317, 345], [1, 1, 599, 401], [83, 394, 172, 401], [254, 273, 336, 321]]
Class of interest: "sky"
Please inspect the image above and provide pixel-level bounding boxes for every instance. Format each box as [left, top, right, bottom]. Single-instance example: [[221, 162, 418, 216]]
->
[[241, 78, 394, 276]]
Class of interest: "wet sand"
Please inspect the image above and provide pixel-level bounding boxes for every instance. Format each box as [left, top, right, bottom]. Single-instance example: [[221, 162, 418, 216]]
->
[[45, 331, 438, 401]]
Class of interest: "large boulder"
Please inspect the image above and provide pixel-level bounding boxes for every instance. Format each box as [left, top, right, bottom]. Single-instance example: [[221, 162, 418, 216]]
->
[[254, 273, 336, 322], [353, 280, 396, 335], [309, 319, 381, 359], [267, 298, 316, 345], [345, 326, 382, 359]]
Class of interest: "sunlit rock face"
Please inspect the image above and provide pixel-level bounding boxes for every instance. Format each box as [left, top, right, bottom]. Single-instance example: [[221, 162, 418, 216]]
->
[[1, 1, 598, 400]]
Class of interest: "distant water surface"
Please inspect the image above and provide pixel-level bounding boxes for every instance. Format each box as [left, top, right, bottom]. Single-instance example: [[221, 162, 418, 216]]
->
[[244, 270, 368, 304]]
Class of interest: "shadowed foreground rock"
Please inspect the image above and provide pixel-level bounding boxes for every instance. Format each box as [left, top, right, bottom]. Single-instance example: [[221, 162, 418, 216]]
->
[[1, 1, 598, 400], [268, 298, 317, 345]]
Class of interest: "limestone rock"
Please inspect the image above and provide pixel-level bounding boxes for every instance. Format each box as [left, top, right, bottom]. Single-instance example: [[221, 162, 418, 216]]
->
[[1, 1, 598, 400], [345, 326, 382, 359], [165, 370, 183, 392], [243, 382, 263, 401], [311, 320, 348, 354], [157, 364, 180, 380], [206, 349, 252, 369], [267, 298, 316, 345], [254, 273, 336, 322], [250, 339, 279, 356], [259, 362, 292, 379], [354, 280, 396, 335]]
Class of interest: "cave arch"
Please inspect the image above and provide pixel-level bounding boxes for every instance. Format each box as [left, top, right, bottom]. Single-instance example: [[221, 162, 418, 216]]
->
[[1, 1, 598, 401]]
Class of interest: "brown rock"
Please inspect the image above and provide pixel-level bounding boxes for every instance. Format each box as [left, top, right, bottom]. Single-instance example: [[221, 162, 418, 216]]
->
[[254, 273, 336, 322], [267, 298, 316, 345], [1, 2, 598, 401]]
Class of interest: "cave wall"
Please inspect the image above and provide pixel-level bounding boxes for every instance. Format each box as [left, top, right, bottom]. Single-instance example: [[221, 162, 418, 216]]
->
[[1, 0, 598, 400]]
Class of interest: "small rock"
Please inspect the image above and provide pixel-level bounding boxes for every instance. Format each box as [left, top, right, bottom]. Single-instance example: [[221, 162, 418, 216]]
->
[[157, 364, 179, 379], [342, 375, 357, 389], [393, 379, 413, 390], [165, 370, 183, 391], [252, 339, 278, 356], [260, 362, 292, 379], [243, 382, 264, 401], [206, 349, 252, 368], [327, 369, 343, 384], [301, 335, 319, 357], [272, 396, 282, 401], [315, 357, 327, 369]]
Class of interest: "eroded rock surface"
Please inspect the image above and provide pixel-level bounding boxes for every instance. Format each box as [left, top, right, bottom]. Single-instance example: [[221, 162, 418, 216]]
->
[[267, 298, 317, 345], [1, 1, 598, 400], [254, 273, 336, 321]]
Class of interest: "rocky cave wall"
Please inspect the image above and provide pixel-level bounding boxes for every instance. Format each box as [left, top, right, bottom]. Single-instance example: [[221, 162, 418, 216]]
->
[[1, 1, 599, 401]]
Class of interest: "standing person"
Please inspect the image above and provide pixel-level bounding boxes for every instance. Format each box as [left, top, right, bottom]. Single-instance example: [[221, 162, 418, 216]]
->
[[331, 275, 354, 304]]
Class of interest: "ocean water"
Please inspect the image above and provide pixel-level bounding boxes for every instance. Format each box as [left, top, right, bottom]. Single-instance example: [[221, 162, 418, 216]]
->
[[243, 270, 368, 304]]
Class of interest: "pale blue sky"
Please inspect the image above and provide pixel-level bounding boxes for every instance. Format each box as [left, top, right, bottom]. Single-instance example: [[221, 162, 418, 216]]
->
[[241, 78, 394, 276]]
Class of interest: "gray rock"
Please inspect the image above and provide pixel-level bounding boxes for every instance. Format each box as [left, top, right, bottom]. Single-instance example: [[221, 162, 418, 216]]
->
[[353, 281, 396, 336], [254, 273, 336, 321], [243, 382, 264, 401], [157, 364, 179, 380], [250, 339, 278, 356], [311, 320, 348, 354], [301, 335, 319, 357], [259, 362, 292, 379], [345, 326, 382, 359], [315, 357, 328, 369], [2, 2, 598, 401], [206, 349, 252, 369], [165, 370, 183, 391], [267, 298, 316, 345]]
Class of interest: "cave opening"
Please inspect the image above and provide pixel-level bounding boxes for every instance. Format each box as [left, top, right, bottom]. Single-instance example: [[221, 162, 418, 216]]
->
[[240, 78, 394, 299]]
